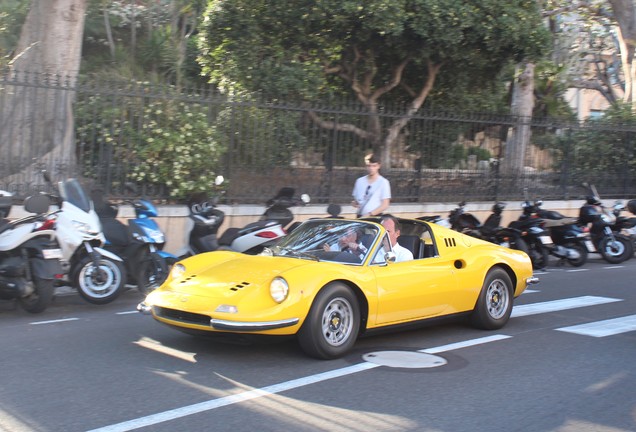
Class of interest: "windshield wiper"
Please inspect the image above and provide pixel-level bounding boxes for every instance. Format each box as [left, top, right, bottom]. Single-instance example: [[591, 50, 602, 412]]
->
[[277, 247, 320, 261]]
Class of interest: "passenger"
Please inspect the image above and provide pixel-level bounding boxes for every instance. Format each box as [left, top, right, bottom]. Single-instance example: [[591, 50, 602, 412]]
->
[[380, 214, 413, 262]]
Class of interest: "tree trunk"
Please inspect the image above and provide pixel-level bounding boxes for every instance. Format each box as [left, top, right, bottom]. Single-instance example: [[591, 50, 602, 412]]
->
[[609, 0, 636, 108], [503, 63, 535, 175], [0, 0, 87, 184]]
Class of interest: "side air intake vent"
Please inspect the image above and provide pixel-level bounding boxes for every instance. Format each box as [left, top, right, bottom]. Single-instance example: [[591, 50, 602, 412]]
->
[[230, 282, 251, 291], [444, 238, 457, 247]]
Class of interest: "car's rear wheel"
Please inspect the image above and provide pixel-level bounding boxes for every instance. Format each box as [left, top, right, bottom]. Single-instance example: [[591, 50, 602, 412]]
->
[[298, 283, 360, 359], [470, 268, 513, 330]]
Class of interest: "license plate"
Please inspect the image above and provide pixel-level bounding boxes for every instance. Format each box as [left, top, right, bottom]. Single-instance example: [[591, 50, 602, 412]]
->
[[43, 248, 63, 260], [539, 236, 553, 245]]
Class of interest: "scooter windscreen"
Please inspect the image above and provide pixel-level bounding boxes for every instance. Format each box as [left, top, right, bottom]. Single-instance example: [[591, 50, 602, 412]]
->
[[59, 179, 92, 213]]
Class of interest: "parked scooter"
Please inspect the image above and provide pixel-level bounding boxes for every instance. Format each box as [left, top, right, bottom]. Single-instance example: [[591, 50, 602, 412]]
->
[[447, 201, 529, 254], [534, 201, 589, 267], [0, 192, 63, 313], [177, 177, 308, 257], [262, 186, 311, 233], [509, 199, 554, 269], [42, 172, 127, 304], [578, 185, 633, 263], [92, 187, 177, 296], [614, 199, 636, 254]]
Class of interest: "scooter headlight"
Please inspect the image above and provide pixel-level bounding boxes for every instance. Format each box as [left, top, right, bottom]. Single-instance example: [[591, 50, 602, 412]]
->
[[170, 263, 186, 280], [270, 277, 289, 303]]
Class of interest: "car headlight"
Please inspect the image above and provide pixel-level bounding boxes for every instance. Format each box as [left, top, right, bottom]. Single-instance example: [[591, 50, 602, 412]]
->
[[170, 263, 186, 279], [270, 277, 289, 303]]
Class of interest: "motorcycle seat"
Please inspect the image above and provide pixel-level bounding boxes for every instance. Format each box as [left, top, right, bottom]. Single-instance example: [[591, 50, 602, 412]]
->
[[542, 217, 578, 228]]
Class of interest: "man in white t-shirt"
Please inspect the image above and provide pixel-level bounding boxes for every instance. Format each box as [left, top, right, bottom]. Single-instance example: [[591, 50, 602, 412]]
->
[[352, 153, 391, 218], [381, 215, 413, 262]]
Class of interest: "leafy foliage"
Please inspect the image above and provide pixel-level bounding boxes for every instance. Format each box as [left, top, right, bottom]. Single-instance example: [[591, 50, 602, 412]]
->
[[75, 84, 226, 200], [198, 0, 550, 103], [537, 103, 636, 178]]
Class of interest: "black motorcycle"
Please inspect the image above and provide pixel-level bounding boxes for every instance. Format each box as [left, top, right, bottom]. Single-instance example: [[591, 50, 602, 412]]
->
[[535, 202, 588, 267], [579, 190, 633, 263], [509, 200, 553, 269], [447, 201, 529, 254]]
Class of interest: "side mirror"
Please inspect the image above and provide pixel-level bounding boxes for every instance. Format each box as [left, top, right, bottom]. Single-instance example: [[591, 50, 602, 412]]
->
[[301, 193, 310, 204], [384, 251, 397, 264], [42, 170, 51, 184]]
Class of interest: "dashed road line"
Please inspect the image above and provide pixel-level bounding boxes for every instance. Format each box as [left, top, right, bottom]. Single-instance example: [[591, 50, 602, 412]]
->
[[557, 314, 636, 337], [30, 317, 79, 325], [511, 296, 621, 318]]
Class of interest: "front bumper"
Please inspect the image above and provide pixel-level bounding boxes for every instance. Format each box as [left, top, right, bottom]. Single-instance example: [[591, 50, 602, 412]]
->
[[137, 302, 299, 332]]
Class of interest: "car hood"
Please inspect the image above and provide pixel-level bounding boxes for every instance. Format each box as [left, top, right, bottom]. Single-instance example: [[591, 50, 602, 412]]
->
[[161, 252, 311, 299]]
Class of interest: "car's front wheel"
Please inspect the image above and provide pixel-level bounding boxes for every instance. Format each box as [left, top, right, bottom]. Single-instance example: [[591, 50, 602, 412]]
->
[[298, 283, 360, 360], [470, 268, 513, 330]]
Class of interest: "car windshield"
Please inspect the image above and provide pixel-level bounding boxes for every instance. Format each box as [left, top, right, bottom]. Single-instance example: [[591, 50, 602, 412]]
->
[[271, 219, 380, 265]]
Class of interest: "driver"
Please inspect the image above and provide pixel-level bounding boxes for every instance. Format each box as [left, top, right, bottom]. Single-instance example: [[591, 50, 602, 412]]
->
[[323, 228, 368, 258]]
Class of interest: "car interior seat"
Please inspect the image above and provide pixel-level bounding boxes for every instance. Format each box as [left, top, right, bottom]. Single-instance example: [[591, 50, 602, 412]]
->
[[397, 235, 422, 259]]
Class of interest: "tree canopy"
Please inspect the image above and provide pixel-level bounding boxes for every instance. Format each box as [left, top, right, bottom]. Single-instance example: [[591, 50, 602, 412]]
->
[[197, 0, 550, 164]]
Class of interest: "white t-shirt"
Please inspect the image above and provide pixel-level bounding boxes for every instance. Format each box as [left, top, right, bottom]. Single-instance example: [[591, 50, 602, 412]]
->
[[352, 175, 391, 216]]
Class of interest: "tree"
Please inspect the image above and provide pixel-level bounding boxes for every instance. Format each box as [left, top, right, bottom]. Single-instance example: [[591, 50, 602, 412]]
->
[[198, 0, 550, 168], [0, 0, 87, 181]]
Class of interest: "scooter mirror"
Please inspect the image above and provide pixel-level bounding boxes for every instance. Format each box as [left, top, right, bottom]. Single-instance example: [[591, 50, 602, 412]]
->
[[301, 193, 310, 204], [214, 175, 224, 186]]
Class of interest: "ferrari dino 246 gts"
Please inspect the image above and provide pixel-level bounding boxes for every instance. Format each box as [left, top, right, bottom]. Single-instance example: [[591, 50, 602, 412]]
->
[[138, 217, 537, 359]]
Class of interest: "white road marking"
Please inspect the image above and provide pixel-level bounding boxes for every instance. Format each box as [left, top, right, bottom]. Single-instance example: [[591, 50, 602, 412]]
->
[[30, 318, 79, 325], [116, 311, 138, 315], [87, 334, 510, 432], [420, 334, 511, 354], [511, 296, 621, 318], [566, 268, 588, 272], [557, 315, 636, 337]]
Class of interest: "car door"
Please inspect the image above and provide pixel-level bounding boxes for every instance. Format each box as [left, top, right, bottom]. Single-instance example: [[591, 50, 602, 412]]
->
[[370, 237, 458, 325]]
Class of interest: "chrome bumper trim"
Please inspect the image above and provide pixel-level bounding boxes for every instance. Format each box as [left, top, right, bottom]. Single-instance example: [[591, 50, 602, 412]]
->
[[526, 276, 540, 285], [137, 302, 152, 315], [210, 317, 300, 331]]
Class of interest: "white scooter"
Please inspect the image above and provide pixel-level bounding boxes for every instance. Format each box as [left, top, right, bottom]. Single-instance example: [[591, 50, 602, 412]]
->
[[43, 173, 127, 304], [176, 176, 308, 257], [0, 192, 63, 313]]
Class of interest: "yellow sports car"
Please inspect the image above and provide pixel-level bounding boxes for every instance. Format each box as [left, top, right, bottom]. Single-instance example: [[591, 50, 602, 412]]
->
[[138, 217, 537, 359]]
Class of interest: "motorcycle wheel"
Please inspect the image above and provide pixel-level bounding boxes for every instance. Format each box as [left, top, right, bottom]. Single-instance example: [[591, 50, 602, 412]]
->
[[19, 276, 55, 313], [599, 235, 633, 264], [74, 256, 126, 305], [137, 252, 169, 296], [528, 241, 550, 270], [563, 241, 587, 267]]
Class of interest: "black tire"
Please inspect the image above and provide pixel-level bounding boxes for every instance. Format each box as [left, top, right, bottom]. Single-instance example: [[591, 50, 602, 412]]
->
[[508, 235, 529, 255], [298, 283, 360, 359], [470, 268, 513, 330], [74, 256, 126, 305], [599, 235, 633, 264], [564, 241, 588, 267], [528, 241, 550, 270], [137, 252, 169, 296], [19, 276, 55, 313]]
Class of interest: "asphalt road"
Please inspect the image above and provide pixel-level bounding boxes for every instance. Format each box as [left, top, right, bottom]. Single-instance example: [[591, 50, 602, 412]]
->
[[1, 255, 635, 432]]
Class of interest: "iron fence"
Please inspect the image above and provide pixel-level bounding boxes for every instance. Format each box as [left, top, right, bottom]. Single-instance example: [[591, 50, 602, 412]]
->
[[1, 70, 635, 204]]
